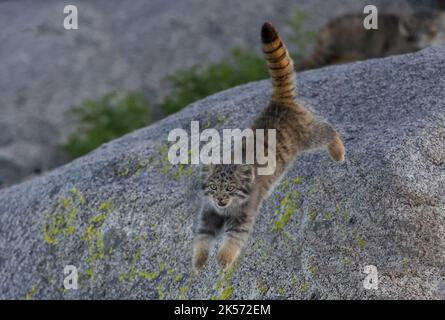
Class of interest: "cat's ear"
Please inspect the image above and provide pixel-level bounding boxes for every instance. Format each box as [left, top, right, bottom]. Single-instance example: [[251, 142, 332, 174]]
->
[[237, 165, 255, 184]]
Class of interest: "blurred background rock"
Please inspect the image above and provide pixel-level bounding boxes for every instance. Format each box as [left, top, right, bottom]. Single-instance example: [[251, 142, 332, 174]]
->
[[0, 0, 441, 188]]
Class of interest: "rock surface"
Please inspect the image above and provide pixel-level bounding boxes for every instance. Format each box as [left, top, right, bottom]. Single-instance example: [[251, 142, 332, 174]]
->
[[1, 46, 444, 299], [0, 0, 437, 188]]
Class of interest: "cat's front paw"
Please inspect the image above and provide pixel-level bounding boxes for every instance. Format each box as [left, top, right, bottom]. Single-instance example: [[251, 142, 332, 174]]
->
[[217, 241, 241, 271], [192, 243, 209, 273]]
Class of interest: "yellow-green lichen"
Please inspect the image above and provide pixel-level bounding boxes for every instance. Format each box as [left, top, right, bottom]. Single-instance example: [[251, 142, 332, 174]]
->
[[274, 203, 296, 232], [202, 121, 211, 129], [357, 236, 366, 250], [133, 249, 142, 263], [136, 160, 147, 174], [138, 270, 160, 281], [253, 238, 265, 252], [277, 178, 290, 192], [308, 210, 317, 221], [202, 115, 228, 129], [323, 212, 333, 220], [173, 273, 182, 283], [118, 145, 194, 179], [402, 258, 411, 274], [282, 231, 293, 241], [118, 251, 172, 290], [173, 164, 193, 181], [273, 190, 300, 233], [42, 187, 85, 245], [57, 287, 68, 295], [118, 272, 126, 283], [98, 201, 112, 211], [25, 286, 39, 300], [308, 265, 318, 275], [117, 167, 130, 177], [83, 212, 108, 263], [43, 190, 113, 287], [212, 259, 241, 300], [86, 267, 95, 280], [301, 279, 309, 292], [157, 278, 168, 300], [341, 258, 352, 266], [289, 276, 310, 295], [257, 283, 269, 296], [119, 249, 143, 282], [293, 176, 302, 185], [71, 187, 85, 204], [273, 178, 302, 234], [117, 155, 157, 178], [178, 286, 188, 300], [335, 205, 349, 221], [128, 265, 136, 281], [175, 273, 196, 300], [219, 286, 234, 300], [158, 143, 194, 181]]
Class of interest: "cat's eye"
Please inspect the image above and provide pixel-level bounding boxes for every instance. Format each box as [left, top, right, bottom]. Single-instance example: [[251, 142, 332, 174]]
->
[[226, 186, 235, 192], [209, 184, 217, 190]]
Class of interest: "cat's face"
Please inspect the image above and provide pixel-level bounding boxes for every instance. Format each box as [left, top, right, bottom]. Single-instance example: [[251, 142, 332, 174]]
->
[[201, 164, 254, 210]]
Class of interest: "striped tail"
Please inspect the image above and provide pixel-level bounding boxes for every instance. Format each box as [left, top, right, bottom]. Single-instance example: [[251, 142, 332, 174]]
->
[[261, 22, 296, 105]]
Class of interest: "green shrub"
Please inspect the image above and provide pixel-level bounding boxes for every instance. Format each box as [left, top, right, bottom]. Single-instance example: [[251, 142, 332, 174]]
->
[[62, 90, 150, 159], [160, 47, 269, 115]]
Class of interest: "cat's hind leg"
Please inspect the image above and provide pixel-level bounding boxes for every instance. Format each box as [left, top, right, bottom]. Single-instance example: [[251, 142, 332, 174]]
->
[[328, 134, 345, 163], [306, 120, 345, 163]]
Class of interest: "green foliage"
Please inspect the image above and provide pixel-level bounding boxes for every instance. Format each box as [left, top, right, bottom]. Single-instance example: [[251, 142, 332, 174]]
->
[[62, 9, 313, 159], [62, 90, 151, 159], [160, 47, 269, 114]]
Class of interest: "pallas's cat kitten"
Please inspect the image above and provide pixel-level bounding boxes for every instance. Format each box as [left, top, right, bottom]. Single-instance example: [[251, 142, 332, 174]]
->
[[193, 22, 345, 272]]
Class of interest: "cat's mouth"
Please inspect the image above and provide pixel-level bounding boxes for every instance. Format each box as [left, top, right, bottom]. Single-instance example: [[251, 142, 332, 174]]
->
[[215, 200, 230, 208]]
